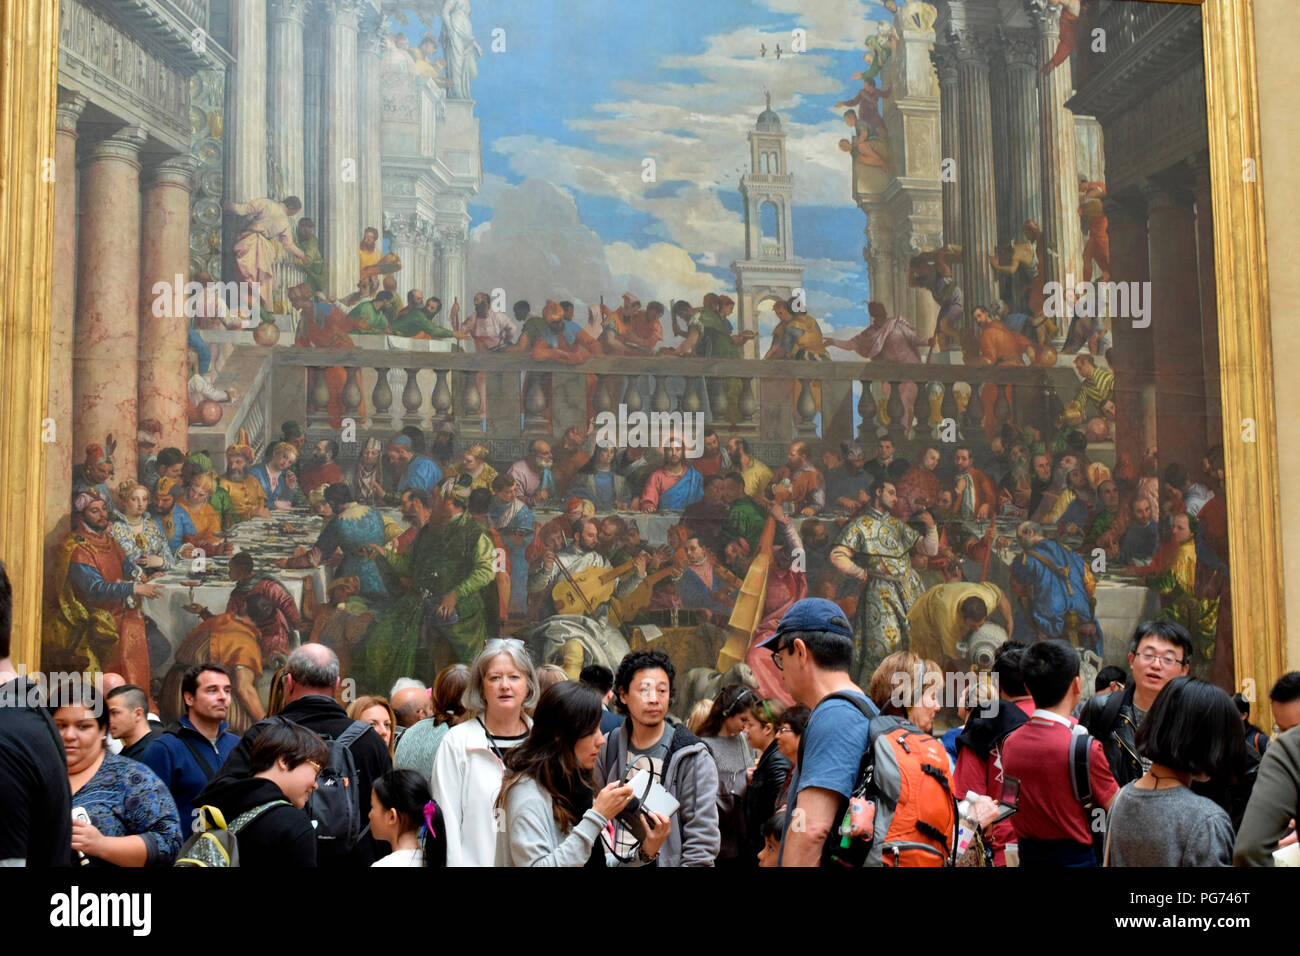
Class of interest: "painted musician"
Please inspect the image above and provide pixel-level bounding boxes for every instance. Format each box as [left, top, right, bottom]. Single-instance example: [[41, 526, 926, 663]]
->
[[526, 516, 648, 620]]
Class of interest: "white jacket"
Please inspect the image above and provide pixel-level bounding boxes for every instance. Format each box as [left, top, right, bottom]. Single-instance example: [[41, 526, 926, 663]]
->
[[430, 718, 529, 867]]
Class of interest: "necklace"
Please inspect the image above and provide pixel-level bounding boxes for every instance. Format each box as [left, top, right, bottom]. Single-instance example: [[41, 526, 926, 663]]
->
[[1146, 769, 1183, 789], [478, 716, 525, 762]]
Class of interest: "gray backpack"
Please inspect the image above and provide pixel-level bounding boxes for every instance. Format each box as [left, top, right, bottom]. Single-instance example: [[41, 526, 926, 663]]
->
[[174, 801, 288, 867]]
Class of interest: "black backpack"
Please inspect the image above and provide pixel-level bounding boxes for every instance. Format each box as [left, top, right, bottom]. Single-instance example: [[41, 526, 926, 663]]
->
[[305, 719, 373, 852], [1068, 731, 1107, 865]]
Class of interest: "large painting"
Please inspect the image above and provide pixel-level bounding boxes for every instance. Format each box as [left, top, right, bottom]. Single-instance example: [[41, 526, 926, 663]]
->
[[39, 0, 1238, 726]]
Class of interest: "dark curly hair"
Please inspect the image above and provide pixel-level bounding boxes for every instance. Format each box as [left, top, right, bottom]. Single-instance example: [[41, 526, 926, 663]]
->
[[613, 649, 675, 716]]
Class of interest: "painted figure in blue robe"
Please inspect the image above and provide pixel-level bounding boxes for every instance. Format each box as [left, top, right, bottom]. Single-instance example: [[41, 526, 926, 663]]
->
[[384, 435, 442, 504], [279, 484, 389, 603], [1009, 523, 1102, 652]]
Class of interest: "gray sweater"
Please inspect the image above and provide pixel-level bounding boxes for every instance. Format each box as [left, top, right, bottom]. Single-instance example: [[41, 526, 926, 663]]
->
[[1235, 725, 1300, 866], [495, 775, 610, 867], [595, 722, 721, 867], [1105, 783, 1234, 867]]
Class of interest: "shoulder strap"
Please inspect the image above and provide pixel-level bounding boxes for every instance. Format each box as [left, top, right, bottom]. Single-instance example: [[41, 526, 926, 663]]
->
[[170, 729, 217, 781], [230, 799, 291, 835], [1068, 732, 1095, 810], [333, 719, 372, 751]]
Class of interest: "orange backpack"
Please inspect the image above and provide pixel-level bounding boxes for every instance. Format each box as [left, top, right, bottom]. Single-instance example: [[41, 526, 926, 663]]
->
[[811, 694, 959, 867]]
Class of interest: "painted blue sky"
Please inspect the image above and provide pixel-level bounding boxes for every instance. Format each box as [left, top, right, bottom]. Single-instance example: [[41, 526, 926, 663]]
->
[[395, 0, 893, 337]]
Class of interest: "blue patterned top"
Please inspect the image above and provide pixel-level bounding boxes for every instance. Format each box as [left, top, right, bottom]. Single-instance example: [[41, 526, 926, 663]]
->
[[72, 751, 183, 866]]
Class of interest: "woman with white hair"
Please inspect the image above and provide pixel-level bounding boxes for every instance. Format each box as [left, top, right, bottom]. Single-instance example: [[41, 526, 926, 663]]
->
[[429, 638, 538, 866]]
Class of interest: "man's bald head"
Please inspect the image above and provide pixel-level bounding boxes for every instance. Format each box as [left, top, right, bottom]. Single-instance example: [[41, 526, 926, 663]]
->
[[100, 672, 126, 693], [285, 644, 340, 700], [392, 686, 432, 726]]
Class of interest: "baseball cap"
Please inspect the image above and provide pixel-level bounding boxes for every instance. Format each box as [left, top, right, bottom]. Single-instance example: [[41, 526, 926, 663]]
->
[[757, 597, 854, 651]]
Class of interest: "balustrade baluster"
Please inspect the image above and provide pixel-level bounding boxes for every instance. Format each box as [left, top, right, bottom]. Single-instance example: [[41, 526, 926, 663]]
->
[[707, 377, 729, 425], [372, 367, 393, 417], [1042, 381, 1065, 435], [308, 367, 331, 428], [523, 372, 550, 435], [680, 376, 702, 414], [796, 379, 819, 436], [402, 368, 424, 425], [858, 378, 880, 440], [939, 381, 960, 434], [962, 379, 986, 436], [738, 378, 758, 423], [650, 375, 671, 413], [622, 375, 643, 413], [431, 368, 454, 420], [885, 380, 906, 440], [594, 374, 615, 414], [341, 367, 363, 422]]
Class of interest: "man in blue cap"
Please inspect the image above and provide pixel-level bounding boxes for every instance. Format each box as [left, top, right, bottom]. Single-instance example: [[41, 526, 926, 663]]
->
[[757, 597, 877, 867]]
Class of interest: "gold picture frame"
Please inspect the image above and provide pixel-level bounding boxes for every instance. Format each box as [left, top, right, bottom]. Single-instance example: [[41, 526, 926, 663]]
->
[[0, 0, 1287, 723]]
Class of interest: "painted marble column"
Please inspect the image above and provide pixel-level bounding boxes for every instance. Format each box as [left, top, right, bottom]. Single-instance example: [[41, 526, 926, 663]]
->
[[932, 43, 961, 252], [269, 0, 308, 204], [953, 29, 998, 316], [74, 126, 148, 483], [1104, 193, 1151, 474], [223, 0, 268, 279], [1191, 152, 1222, 448], [1001, 29, 1041, 231], [1146, 183, 1207, 478], [140, 157, 196, 453], [357, 21, 386, 241], [322, 0, 362, 299], [386, 214, 420, 301], [303, 18, 324, 222], [987, 52, 1013, 245], [865, 208, 896, 315], [1028, 0, 1082, 333], [47, 91, 87, 564], [439, 229, 468, 324]]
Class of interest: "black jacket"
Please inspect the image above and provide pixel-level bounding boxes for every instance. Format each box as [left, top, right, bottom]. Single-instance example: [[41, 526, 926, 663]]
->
[[199, 776, 317, 867], [201, 694, 393, 866], [0, 678, 74, 866], [955, 698, 1031, 761], [1079, 683, 1143, 787], [743, 741, 791, 863], [119, 723, 164, 763]]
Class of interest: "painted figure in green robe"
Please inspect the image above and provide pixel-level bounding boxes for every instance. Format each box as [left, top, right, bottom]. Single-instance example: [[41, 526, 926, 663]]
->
[[295, 218, 326, 294], [360, 484, 496, 693]]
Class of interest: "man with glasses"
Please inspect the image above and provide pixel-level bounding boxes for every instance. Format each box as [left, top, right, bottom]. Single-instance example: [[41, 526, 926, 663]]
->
[[1080, 620, 1193, 787], [198, 644, 392, 867], [757, 598, 877, 866]]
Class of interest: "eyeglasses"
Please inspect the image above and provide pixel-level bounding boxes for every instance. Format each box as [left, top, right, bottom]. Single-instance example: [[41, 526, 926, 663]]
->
[[770, 643, 791, 671], [306, 760, 322, 777], [1136, 650, 1184, 667], [775, 726, 794, 736]]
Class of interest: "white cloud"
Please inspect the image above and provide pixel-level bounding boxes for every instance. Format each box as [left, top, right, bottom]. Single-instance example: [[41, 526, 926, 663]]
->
[[467, 179, 737, 325], [466, 178, 615, 309]]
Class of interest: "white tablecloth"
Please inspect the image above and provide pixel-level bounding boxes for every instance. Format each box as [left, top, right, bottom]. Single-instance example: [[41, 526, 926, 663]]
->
[[140, 513, 332, 671]]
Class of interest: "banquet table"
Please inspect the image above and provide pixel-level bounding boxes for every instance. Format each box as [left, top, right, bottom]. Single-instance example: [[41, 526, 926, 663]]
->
[[141, 512, 330, 672]]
